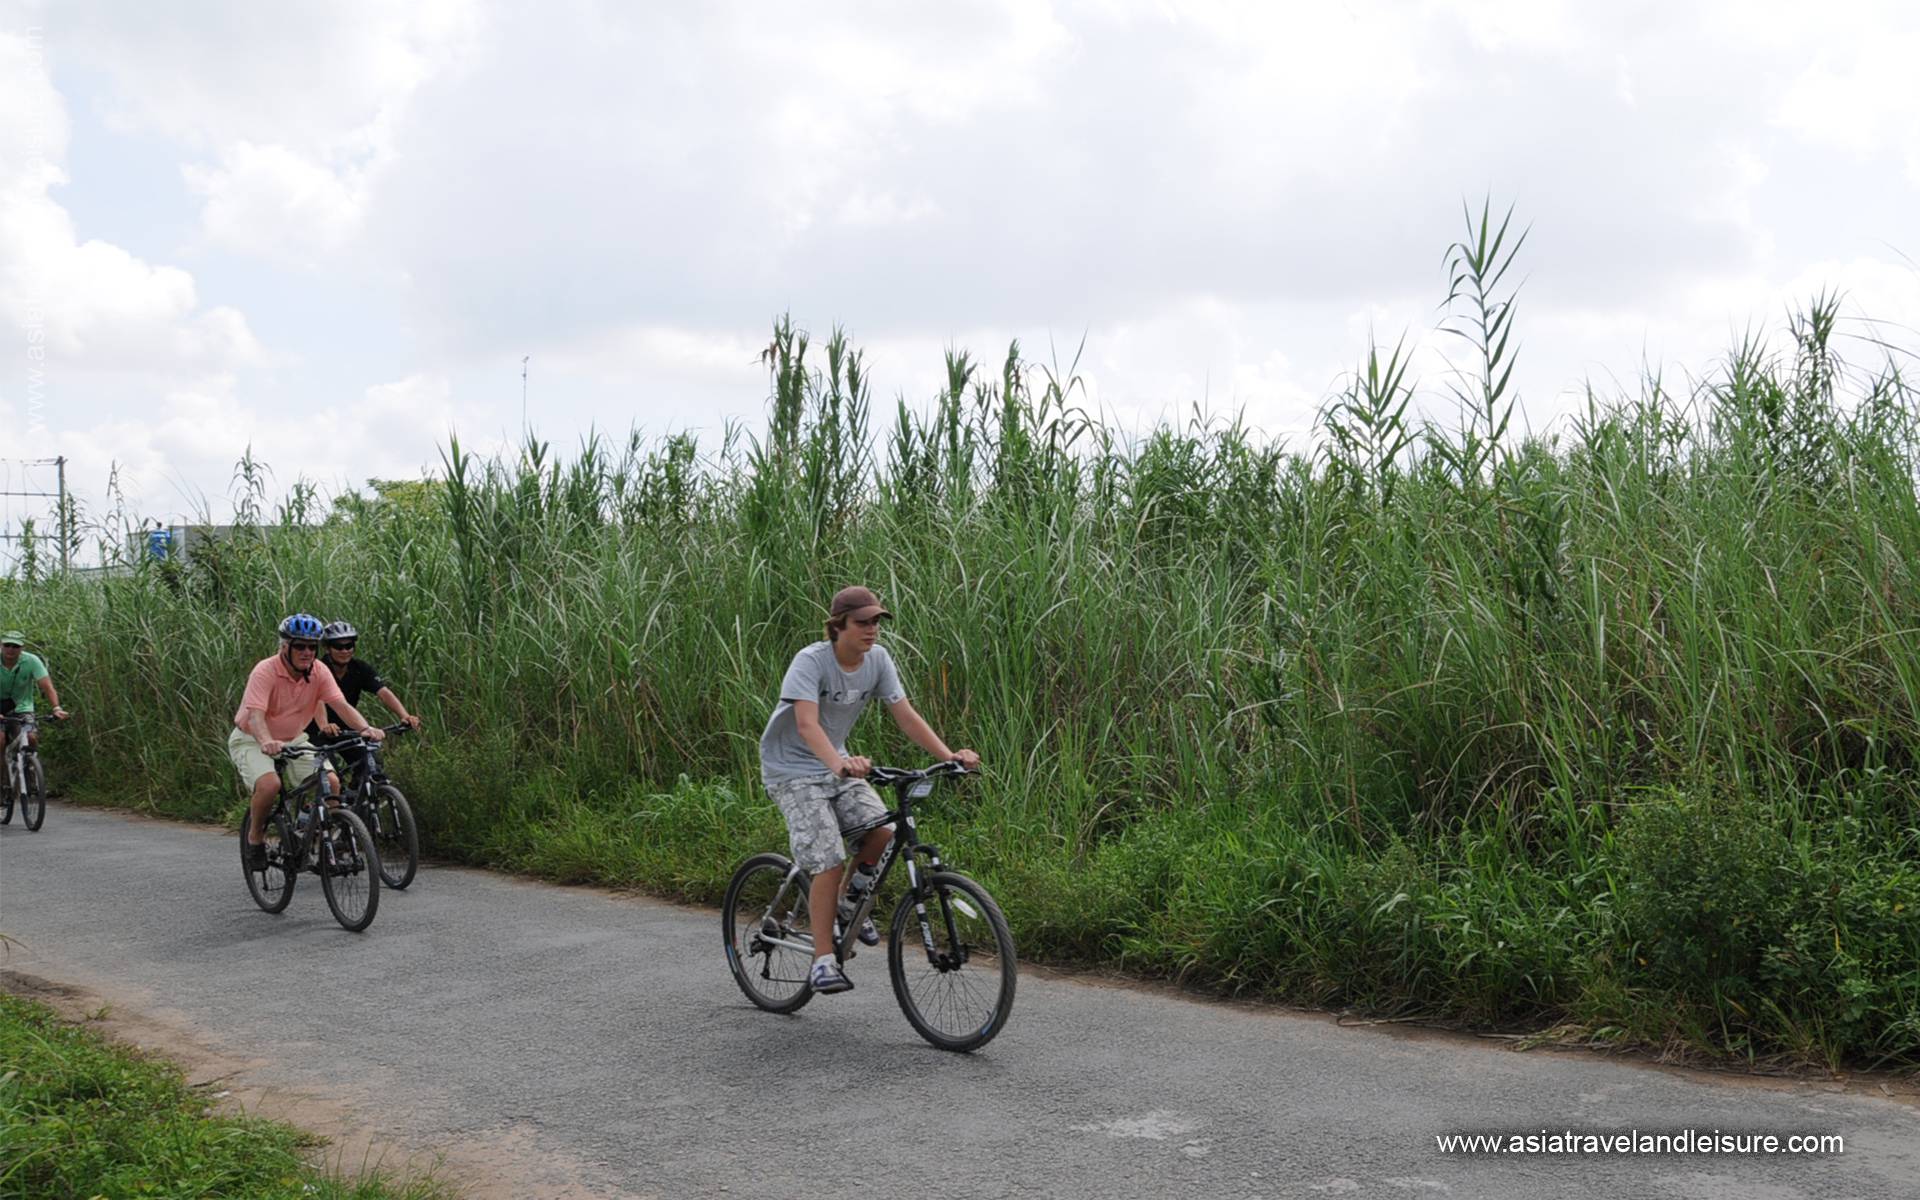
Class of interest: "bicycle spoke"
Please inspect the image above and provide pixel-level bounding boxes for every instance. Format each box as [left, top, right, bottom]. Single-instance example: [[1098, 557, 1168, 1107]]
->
[[318, 810, 380, 931], [242, 810, 297, 912], [890, 872, 1017, 1051], [724, 856, 817, 1011]]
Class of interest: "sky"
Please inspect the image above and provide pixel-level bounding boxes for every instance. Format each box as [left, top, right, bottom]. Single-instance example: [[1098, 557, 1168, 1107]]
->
[[2, 0, 1918, 561]]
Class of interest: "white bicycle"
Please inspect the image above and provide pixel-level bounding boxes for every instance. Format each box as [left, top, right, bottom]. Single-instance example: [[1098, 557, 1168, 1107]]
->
[[1, 711, 65, 832]]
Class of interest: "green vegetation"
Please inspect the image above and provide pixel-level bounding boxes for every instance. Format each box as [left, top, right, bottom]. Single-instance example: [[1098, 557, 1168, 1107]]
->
[[7, 205, 1919, 1069], [0, 993, 447, 1199]]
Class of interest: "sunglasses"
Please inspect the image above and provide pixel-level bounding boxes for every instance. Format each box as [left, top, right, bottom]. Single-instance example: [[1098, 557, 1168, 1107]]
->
[[327, 642, 357, 651], [289, 641, 320, 652]]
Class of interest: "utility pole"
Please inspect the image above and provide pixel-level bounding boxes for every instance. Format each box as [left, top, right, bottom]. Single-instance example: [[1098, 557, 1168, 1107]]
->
[[0, 456, 65, 577], [56, 455, 68, 573], [521, 355, 530, 431]]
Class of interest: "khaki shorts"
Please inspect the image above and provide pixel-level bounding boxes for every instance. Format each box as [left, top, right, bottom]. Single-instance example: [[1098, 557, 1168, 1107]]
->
[[766, 773, 889, 874], [228, 728, 319, 789]]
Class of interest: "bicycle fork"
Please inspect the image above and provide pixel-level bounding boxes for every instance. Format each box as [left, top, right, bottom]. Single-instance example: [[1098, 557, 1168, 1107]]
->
[[6, 748, 39, 803], [4, 725, 30, 793], [904, 838, 976, 972]]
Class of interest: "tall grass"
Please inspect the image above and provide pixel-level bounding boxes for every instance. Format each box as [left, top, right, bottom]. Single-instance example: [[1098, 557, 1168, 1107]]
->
[[7, 207, 1919, 1068]]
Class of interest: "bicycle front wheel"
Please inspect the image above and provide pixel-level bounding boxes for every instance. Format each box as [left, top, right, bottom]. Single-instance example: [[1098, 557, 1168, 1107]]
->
[[318, 808, 381, 932], [722, 853, 816, 1014], [889, 870, 1017, 1052], [368, 785, 419, 890], [241, 810, 297, 913], [20, 754, 47, 831]]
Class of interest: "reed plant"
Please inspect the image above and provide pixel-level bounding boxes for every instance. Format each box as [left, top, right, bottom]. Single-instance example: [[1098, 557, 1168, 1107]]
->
[[8, 206, 1918, 1068]]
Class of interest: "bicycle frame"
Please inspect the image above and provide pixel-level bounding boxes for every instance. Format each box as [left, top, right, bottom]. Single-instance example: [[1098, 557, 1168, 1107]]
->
[[752, 765, 969, 964], [3, 715, 37, 792], [337, 729, 403, 802], [324, 724, 406, 822], [270, 742, 362, 864]]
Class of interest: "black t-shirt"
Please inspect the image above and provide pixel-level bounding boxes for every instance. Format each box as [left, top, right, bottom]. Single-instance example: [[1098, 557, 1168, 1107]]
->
[[305, 657, 388, 743]]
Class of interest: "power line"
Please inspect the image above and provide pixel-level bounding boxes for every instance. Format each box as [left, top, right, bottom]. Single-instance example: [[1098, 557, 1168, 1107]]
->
[[1, 455, 71, 574]]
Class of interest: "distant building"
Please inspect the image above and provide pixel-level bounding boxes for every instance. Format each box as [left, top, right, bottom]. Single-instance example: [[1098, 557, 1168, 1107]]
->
[[135, 524, 253, 563]]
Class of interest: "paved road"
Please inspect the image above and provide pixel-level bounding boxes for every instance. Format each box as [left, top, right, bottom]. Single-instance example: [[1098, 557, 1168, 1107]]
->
[[2, 804, 1916, 1199]]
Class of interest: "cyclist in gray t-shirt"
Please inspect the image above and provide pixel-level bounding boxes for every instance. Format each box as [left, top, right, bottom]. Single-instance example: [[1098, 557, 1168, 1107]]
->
[[759, 585, 980, 995]]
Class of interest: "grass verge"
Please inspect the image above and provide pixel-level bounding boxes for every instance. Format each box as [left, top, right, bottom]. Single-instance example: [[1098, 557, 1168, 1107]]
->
[[0, 992, 451, 1200]]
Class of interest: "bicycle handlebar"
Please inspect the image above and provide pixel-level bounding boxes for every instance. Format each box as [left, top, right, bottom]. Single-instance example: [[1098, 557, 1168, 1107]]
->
[[865, 759, 974, 788], [272, 723, 411, 761]]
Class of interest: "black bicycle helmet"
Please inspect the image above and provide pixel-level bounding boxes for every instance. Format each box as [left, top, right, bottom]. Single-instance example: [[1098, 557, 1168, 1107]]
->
[[321, 620, 359, 645], [277, 613, 324, 641]]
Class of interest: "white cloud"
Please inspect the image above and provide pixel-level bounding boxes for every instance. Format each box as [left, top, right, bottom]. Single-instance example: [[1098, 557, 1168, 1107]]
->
[[0, 30, 264, 374], [58, 0, 484, 267], [183, 142, 369, 264], [62, 0, 483, 151], [11, 375, 257, 534], [542, 324, 764, 391], [1448, 0, 1581, 54], [837, 190, 944, 229], [8, 0, 1920, 543], [341, 373, 467, 483], [1774, 34, 1920, 183], [0, 26, 273, 550]]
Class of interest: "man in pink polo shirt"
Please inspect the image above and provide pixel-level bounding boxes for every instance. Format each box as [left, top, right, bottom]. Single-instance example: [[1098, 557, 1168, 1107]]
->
[[233, 613, 385, 871]]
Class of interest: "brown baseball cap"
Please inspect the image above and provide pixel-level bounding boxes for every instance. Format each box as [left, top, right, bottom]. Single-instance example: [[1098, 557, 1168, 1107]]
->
[[829, 585, 892, 622]]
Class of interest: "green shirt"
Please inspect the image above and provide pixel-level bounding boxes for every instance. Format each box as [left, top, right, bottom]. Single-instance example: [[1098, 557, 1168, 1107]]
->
[[0, 651, 49, 715]]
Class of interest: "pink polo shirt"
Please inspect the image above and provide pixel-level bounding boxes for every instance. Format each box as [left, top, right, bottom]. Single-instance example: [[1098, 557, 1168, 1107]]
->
[[234, 654, 349, 741]]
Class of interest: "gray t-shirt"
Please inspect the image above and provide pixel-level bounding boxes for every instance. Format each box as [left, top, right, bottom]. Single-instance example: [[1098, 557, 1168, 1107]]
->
[[759, 641, 907, 782]]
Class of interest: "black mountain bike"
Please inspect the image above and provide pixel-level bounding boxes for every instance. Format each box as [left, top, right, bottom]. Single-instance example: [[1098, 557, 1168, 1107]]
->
[[239, 742, 383, 932], [722, 761, 1017, 1052], [1, 711, 63, 832], [328, 722, 420, 890]]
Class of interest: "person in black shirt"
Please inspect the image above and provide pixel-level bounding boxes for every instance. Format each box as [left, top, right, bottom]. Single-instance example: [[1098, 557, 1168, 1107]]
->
[[309, 621, 422, 789]]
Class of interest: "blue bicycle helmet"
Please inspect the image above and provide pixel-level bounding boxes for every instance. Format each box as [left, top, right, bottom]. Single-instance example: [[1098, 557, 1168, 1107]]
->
[[277, 613, 324, 641]]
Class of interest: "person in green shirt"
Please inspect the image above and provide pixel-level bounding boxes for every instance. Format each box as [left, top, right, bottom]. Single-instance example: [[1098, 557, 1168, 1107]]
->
[[1, 631, 68, 801], [0, 631, 65, 722]]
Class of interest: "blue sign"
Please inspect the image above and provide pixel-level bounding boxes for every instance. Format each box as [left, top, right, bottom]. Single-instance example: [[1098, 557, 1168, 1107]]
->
[[147, 529, 174, 560]]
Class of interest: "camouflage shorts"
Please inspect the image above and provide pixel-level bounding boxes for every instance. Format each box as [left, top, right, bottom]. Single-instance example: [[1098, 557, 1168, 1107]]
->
[[766, 774, 888, 874]]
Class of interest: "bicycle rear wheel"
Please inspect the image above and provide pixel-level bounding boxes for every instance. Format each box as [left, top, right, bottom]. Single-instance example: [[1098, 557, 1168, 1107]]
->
[[722, 853, 816, 1014], [367, 784, 419, 890], [20, 754, 46, 831], [318, 809, 381, 932], [888, 871, 1017, 1052], [241, 810, 297, 913]]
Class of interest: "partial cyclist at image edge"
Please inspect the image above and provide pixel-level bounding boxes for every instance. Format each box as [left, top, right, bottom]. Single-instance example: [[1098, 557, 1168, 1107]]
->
[[232, 614, 385, 871], [0, 628, 69, 731], [2, 629, 68, 829], [758, 585, 980, 995]]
